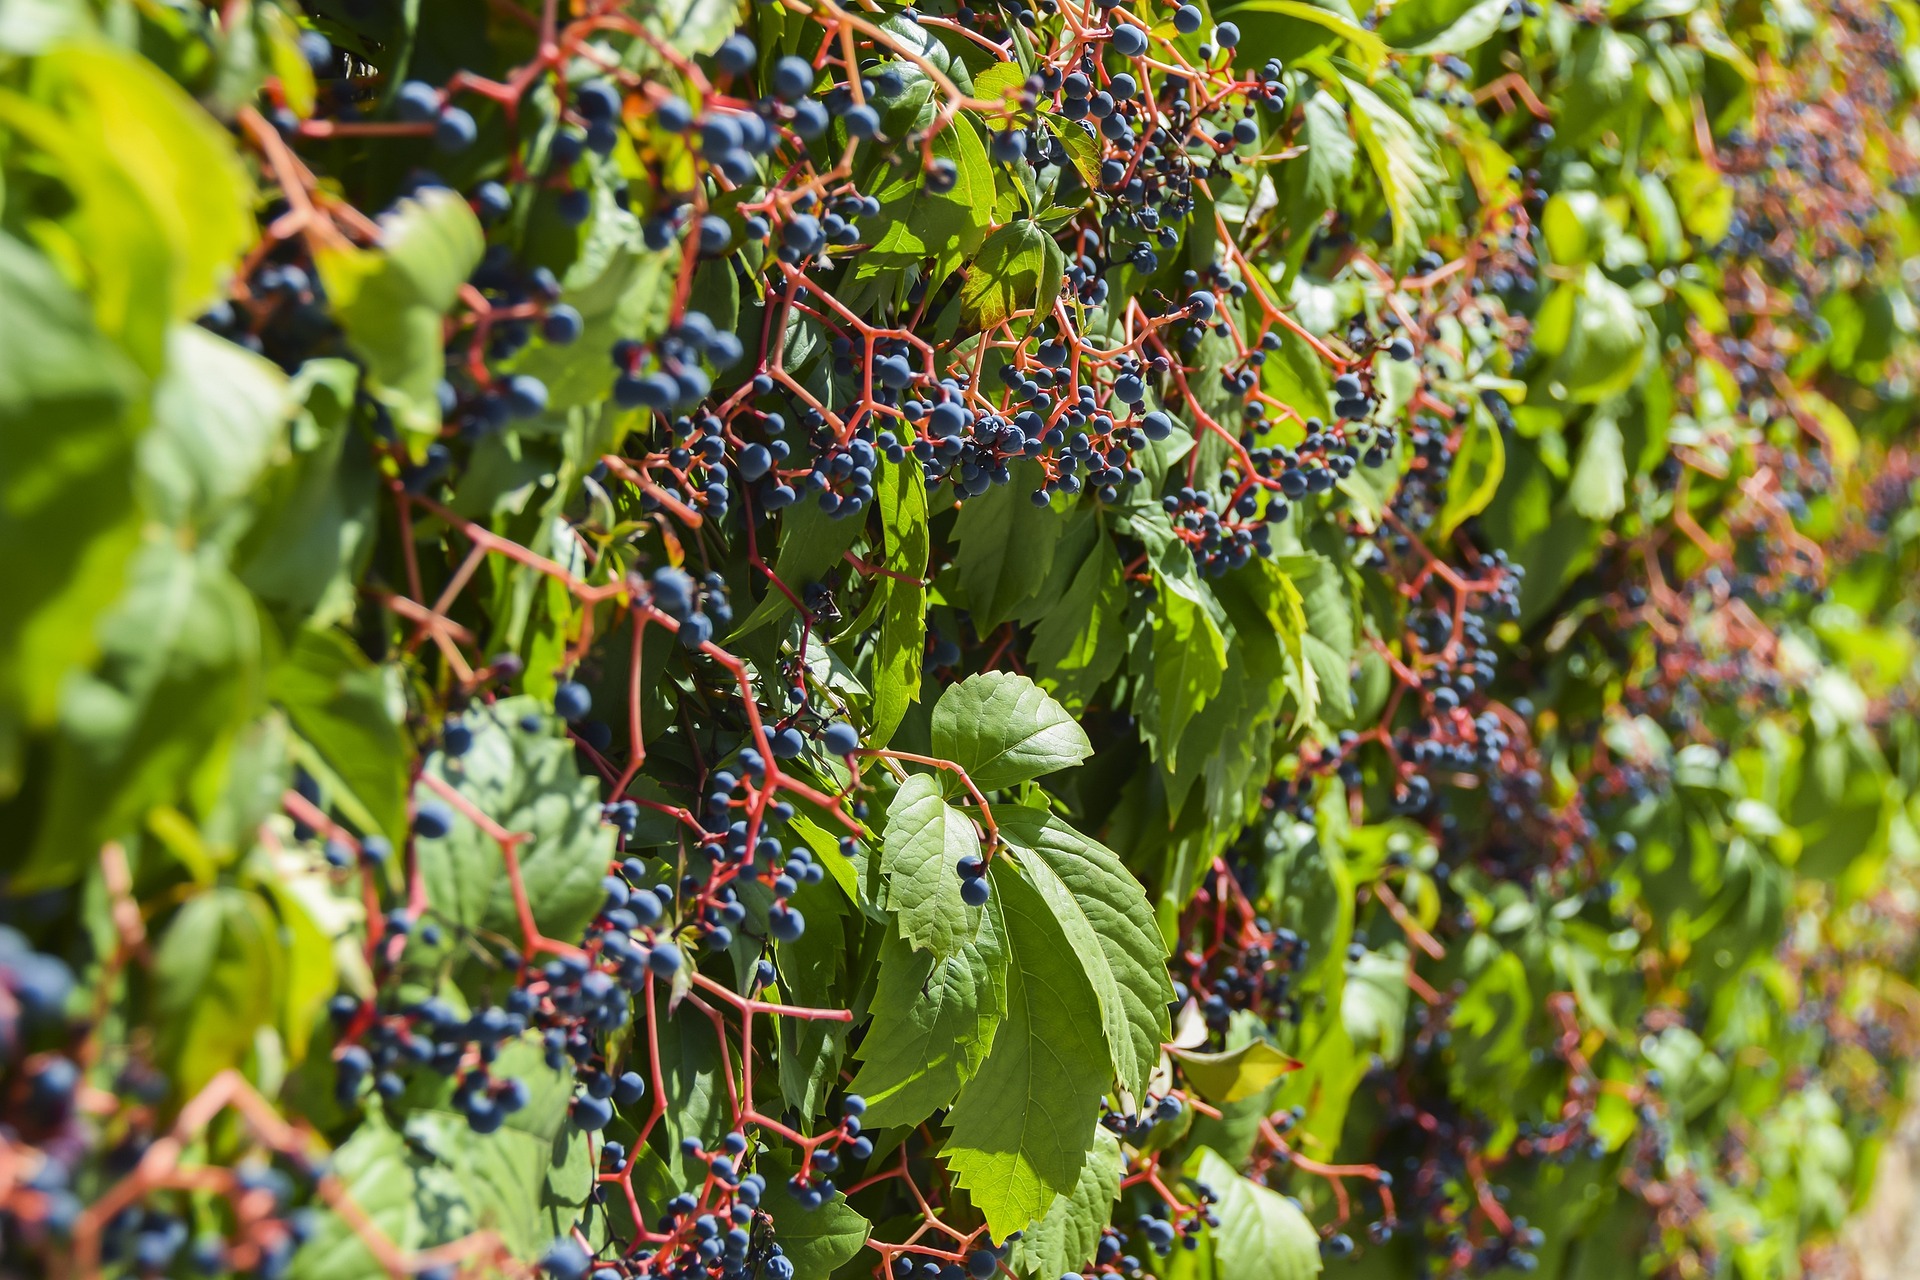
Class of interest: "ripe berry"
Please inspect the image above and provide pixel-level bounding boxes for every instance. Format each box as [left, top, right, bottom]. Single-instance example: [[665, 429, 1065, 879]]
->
[[960, 876, 992, 907], [554, 681, 593, 721], [414, 803, 454, 839], [1173, 4, 1202, 33], [395, 80, 440, 122], [434, 107, 478, 152], [822, 722, 861, 755], [773, 56, 815, 102], [542, 305, 583, 344], [1110, 23, 1148, 57], [967, 1250, 999, 1279]]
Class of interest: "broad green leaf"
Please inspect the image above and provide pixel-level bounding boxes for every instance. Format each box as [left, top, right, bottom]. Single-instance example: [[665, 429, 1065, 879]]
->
[[931, 672, 1092, 791], [880, 772, 982, 959], [643, 0, 743, 57], [1140, 571, 1228, 766], [316, 188, 484, 446], [998, 807, 1172, 1099], [1568, 405, 1628, 520], [850, 906, 1008, 1129], [0, 232, 145, 757], [1029, 533, 1129, 713], [959, 221, 1065, 332], [1007, 1127, 1124, 1278], [286, 1117, 423, 1280], [416, 695, 618, 946], [1541, 268, 1647, 404], [1271, 554, 1353, 727], [1194, 1148, 1322, 1280], [1217, 1, 1388, 69], [238, 359, 378, 627], [270, 627, 410, 847], [1375, 0, 1510, 54], [34, 40, 254, 323], [950, 461, 1062, 632], [855, 115, 993, 290], [1297, 90, 1357, 210], [17, 543, 263, 888], [153, 887, 282, 1099], [1435, 406, 1506, 539], [141, 324, 289, 542], [945, 858, 1112, 1239], [1342, 76, 1448, 273], [872, 457, 930, 748], [758, 1152, 872, 1280], [1171, 1040, 1300, 1104]]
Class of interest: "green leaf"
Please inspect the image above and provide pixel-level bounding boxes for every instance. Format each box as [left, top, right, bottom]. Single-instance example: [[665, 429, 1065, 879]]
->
[[998, 807, 1172, 1099], [959, 221, 1065, 332], [758, 1152, 871, 1280], [416, 695, 618, 946], [1029, 533, 1129, 713], [1342, 76, 1448, 274], [944, 858, 1112, 1239], [1541, 268, 1647, 404], [880, 772, 983, 959], [16, 543, 263, 888], [1271, 554, 1353, 727], [1567, 405, 1628, 520], [1140, 570, 1228, 766], [1434, 405, 1506, 539], [931, 672, 1092, 791], [1007, 1126, 1124, 1277], [1374, 0, 1510, 54], [1044, 115, 1103, 190], [317, 187, 484, 446], [141, 324, 289, 541], [855, 115, 993, 290], [1194, 1148, 1323, 1280], [238, 359, 378, 627], [1171, 1040, 1299, 1104], [850, 905, 1009, 1129], [0, 231, 145, 759], [950, 461, 1062, 633], [644, 0, 744, 57], [33, 41, 255, 324], [1216, 1, 1389, 69], [1297, 90, 1357, 210], [270, 628, 410, 846], [872, 457, 930, 748], [153, 888, 282, 1099]]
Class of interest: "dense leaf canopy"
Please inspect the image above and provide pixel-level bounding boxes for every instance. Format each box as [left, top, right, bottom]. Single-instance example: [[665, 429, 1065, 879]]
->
[[2, 1, 1919, 1279]]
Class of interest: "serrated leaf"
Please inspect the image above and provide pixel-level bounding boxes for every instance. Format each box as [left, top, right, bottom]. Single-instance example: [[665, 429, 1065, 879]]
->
[[1194, 1148, 1322, 1280], [153, 887, 281, 1100], [880, 772, 982, 958], [1568, 405, 1629, 520], [1171, 1040, 1301, 1104], [945, 858, 1111, 1239], [959, 221, 1064, 332], [850, 903, 1008, 1129], [950, 461, 1062, 632], [931, 672, 1092, 791], [1435, 406, 1505, 539], [1007, 1126, 1124, 1277], [0, 231, 145, 752], [998, 807, 1172, 1099], [1342, 76, 1448, 273], [416, 695, 617, 946], [316, 188, 483, 445], [1140, 571, 1228, 766], [872, 457, 929, 748], [1029, 533, 1129, 713], [1298, 91, 1357, 209], [271, 627, 409, 845], [1375, 0, 1510, 54]]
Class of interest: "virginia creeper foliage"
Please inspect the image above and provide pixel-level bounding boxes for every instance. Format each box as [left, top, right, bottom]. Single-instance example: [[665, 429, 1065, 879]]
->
[[2, 0, 1920, 1278]]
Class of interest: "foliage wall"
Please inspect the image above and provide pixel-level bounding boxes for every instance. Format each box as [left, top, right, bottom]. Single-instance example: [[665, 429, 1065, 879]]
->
[[3, 0, 1920, 1277]]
